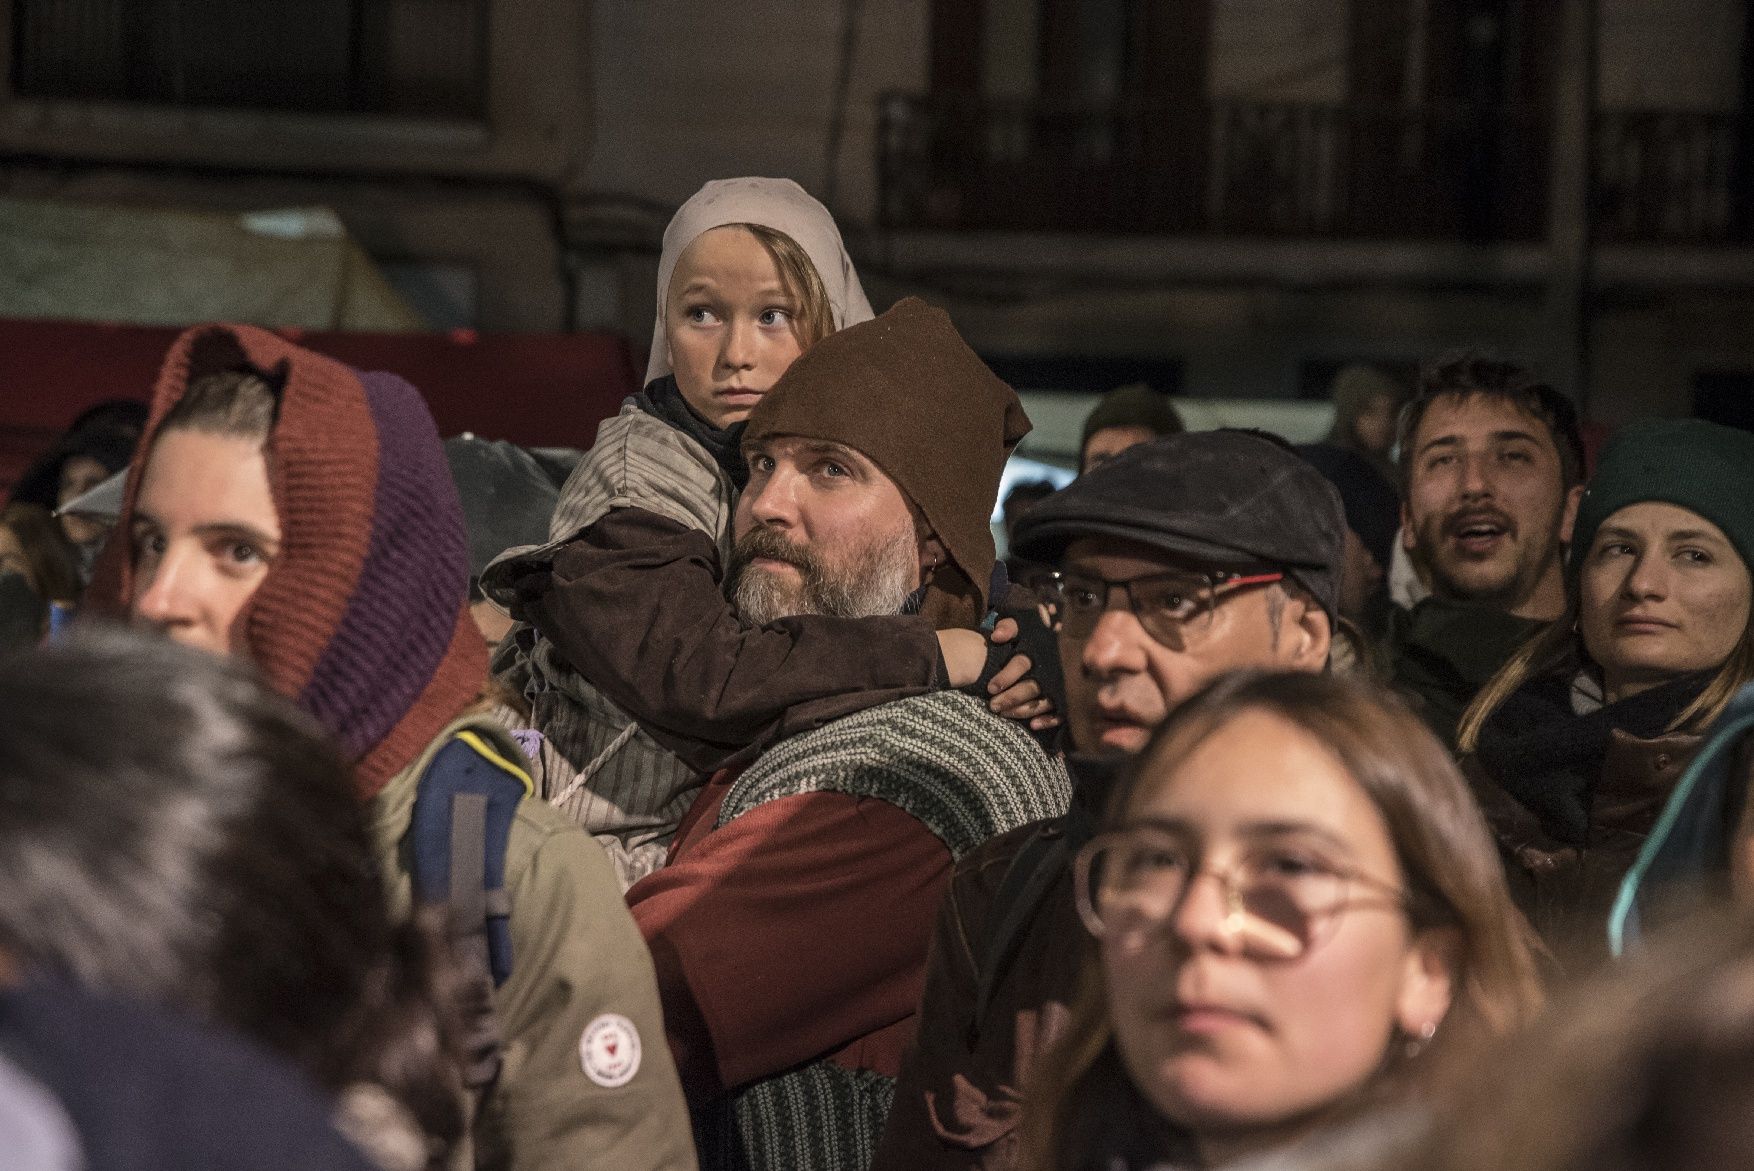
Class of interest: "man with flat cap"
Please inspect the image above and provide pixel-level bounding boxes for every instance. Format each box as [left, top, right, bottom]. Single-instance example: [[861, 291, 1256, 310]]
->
[[873, 430, 1348, 1171]]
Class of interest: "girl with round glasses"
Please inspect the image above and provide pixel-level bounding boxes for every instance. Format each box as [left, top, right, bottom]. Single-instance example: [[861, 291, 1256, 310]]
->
[[1026, 671, 1544, 1170]]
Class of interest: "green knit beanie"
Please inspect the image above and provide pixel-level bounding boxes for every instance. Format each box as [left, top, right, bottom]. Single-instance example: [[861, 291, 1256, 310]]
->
[[1569, 419, 1754, 577]]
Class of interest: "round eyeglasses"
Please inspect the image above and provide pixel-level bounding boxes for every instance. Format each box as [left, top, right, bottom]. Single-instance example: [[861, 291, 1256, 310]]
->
[[1033, 568, 1284, 649], [1073, 825, 1411, 960]]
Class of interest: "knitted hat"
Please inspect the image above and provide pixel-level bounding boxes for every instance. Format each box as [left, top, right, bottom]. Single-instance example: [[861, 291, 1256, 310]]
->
[[742, 297, 1031, 629], [1569, 419, 1754, 579], [1079, 383, 1184, 457], [100, 325, 486, 798]]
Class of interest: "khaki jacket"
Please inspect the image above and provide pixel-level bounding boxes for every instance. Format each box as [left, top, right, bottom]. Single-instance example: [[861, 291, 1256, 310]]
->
[[371, 714, 698, 1171]]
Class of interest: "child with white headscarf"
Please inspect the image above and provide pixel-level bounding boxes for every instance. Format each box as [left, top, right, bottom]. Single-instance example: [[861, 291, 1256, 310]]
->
[[484, 179, 1036, 887]]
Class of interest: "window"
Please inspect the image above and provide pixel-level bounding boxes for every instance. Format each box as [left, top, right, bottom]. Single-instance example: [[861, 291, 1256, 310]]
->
[[12, 0, 488, 119], [1694, 370, 1754, 434]]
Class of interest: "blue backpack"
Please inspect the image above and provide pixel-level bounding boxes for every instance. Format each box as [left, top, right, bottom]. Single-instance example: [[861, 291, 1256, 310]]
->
[[407, 730, 533, 1092]]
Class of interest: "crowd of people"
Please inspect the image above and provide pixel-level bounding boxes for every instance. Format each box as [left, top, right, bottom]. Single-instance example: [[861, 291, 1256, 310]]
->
[[2, 176, 1754, 1170]]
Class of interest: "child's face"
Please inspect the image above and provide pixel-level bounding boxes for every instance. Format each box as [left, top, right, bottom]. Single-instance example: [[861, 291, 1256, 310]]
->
[[663, 226, 804, 431]]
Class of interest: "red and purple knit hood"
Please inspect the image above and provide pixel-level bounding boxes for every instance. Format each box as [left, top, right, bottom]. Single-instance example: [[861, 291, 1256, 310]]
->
[[105, 325, 488, 798]]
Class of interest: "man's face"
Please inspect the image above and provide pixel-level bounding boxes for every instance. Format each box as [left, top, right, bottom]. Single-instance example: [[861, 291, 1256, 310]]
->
[[1081, 425, 1159, 475], [1058, 537, 1330, 755], [57, 454, 111, 547], [1401, 394, 1578, 612], [729, 435, 922, 623], [1350, 393, 1399, 456], [1339, 529, 1385, 621]]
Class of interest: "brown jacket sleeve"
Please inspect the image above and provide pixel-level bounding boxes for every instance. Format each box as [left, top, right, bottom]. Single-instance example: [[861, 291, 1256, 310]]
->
[[523, 507, 947, 770], [626, 789, 953, 1101]]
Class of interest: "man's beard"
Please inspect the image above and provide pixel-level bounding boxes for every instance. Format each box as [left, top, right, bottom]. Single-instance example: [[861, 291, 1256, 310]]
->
[[1416, 504, 1563, 610], [728, 522, 920, 624]]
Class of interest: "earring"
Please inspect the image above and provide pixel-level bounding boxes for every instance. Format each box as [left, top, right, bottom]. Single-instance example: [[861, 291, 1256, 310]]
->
[[927, 553, 939, 574], [1404, 1020, 1438, 1059]]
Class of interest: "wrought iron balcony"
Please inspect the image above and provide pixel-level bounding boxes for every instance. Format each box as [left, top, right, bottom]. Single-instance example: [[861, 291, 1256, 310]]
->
[[1593, 110, 1750, 243], [878, 94, 1753, 245]]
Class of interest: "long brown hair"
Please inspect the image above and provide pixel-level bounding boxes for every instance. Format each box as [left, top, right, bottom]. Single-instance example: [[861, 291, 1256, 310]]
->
[[1456, 574, 1754, 755], [1025, 671, 1547, 1170], [0, 502, 81, 604]]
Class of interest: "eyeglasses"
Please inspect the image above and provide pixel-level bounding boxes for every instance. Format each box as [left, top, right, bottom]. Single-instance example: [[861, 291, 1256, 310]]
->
[[1033, 568, 1285, 649], [1073, 825, 1410, 960]]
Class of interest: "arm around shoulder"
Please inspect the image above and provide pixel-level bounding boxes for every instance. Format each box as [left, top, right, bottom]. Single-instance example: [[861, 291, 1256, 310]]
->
[[531, 507, 946, 768]]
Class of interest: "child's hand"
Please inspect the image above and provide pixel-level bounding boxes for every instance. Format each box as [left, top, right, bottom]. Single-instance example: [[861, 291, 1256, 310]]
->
[[984, 618, 1061, 732]]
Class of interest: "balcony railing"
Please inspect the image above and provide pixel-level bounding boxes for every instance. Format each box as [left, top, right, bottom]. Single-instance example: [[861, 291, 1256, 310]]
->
[[879, 94, 1753, 244], [1593, 110, 1748, 243]]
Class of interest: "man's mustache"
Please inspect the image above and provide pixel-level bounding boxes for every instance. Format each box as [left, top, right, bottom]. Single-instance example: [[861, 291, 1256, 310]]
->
[[1441, 507, 1515, 539], [730, 526, 821, 579]]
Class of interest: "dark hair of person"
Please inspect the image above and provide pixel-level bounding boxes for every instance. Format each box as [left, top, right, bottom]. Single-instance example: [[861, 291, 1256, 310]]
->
[[1395, 352, 1586, 492], [5, 400, 148, 513], [160, 369, 281, 443], [63, 398, 150, 440], [0, 502, 81, 604], [1003, 479, 1057, 521], [1393, 907, 1754, 1171], [1024, 671, 1546, 1171], [0, 628, 464, 1162], [1219, 425, 1297, 454]]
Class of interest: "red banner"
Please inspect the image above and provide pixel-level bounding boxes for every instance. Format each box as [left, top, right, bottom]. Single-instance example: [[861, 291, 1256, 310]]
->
[[1, 319, 642, 496]]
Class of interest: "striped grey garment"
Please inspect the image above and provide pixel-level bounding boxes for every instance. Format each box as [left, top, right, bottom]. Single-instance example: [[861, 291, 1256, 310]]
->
[[482, 404, 736, 891], [712, 690, 1072, 1171], [695, 1065, 893, 1171]]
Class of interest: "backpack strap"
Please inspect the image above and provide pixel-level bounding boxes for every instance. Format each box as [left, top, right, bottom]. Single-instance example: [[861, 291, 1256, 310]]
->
[[408, 730, 534, 1093]]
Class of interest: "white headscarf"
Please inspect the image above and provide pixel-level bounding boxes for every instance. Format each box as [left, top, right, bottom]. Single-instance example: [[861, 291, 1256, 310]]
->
[[645, 177, 875, 385]]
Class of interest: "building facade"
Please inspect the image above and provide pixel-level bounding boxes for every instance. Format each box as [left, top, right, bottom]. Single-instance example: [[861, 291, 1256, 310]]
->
[[4, 0, 1753, 443]]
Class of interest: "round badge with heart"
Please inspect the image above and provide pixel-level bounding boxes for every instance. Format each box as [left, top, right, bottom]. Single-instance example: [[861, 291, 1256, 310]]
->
[[580, 1013, 642, 1088]]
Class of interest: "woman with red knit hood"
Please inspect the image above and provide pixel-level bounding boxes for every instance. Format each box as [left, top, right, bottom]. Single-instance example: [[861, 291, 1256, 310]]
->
[[97, 324, 697, 1171]]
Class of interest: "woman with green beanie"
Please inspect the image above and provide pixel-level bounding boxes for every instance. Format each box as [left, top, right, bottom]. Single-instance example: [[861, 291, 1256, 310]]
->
[[1457, 418, 1754, 967]]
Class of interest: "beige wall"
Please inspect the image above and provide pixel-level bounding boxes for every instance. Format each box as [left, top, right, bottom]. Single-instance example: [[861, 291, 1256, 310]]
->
[[1209, 0, 1348, 102], [0, 164, 569, 331], [1599, 0, 1745, 110], [583, 0, 928, 226], [867, 269, 1754, 425]]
